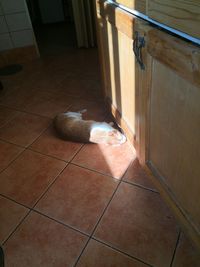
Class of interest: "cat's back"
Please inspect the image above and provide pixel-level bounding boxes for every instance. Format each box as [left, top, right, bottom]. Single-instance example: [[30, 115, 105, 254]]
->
[[54, 112, 92, 143]]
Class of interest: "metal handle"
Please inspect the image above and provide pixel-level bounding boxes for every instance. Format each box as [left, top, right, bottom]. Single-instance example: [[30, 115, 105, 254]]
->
[[133, 31, 145, 70]]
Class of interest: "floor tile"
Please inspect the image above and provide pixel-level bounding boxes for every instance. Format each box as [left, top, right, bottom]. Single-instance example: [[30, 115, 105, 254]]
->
[[172, 233, 200, 267], [3, 211, 87, 267], [30, 125, 82, 161], [23, 91, 72, 118], [123, 159, 157, 191], [0, 196, 29, 244], [69, 99, 107, 121], [72, 142, 135, 179], [94, 182, 179, 267], [0, 150, 66, 207], [0, 112, 51, 147], [0, 86, 34, 110], [59, 78, 87, 97], [0, 140, 23, 172], [76, 239, 149, 267], [0, 106, 19, 128], [35, 164, 118, 234]]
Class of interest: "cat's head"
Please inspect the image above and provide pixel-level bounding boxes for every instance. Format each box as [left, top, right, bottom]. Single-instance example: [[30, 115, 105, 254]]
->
[[106, 129, 126, 145]]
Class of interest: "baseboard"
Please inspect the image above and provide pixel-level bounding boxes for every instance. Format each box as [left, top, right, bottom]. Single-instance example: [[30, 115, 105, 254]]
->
[[105, 97, 136, 147]]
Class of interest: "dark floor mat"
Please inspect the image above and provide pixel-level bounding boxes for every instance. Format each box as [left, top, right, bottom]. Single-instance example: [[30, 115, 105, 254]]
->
[[0, 246, 4, 267], [0, 64, 23, 76]]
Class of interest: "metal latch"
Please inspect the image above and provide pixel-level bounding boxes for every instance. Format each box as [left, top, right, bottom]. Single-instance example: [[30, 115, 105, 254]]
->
[[133, 31, 145, 70]]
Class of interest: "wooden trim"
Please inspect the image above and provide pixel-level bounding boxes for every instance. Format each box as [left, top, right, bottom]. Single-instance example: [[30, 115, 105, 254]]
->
[[0, 45, 39, 68], [147, 29, 200, 88], [105, 97, 136, 146], [96, 0, 136, 39], [94, 1, 107, 99], [112, 0, 147, 14]]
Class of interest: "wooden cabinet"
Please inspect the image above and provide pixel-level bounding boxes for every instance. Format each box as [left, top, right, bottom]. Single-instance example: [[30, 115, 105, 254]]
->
[[136, 22, 200, 248], [148, 0, 200, 38], [96, 0, 137, 143], [95, 0, 200, 249], [113, 0, 146, 14], [108, 0, 200, 38]]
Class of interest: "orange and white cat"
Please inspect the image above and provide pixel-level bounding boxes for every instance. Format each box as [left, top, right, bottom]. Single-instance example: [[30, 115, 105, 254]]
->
[[54, 110, 126, 145]]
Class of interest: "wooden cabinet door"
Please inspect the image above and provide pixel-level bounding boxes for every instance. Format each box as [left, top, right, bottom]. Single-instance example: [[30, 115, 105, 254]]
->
[[148, 0, 200, 38], [95, 0, 139, 143], [137, 22, 200, 248]]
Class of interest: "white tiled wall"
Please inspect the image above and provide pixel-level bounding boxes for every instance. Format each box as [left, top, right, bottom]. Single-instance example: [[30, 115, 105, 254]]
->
[[0, 33, 13, 50], [1, 0, 25, 14], [0, 15, 8, 33], [0, 0, 36, 51], [11, 29, 34, 47], [6, 13, 31, 31]]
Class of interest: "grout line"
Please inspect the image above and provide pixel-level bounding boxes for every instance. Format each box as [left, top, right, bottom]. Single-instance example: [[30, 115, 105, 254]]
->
[[2, 209, 31, 246], [73, 237, 91, 267], [122, 180, 159, 194], [73, 172, 122, 266], [0, 193, 31, 210], [67, 144, 85, 163], [0, 147, 25, 175], [2, 13, 15, 48], [33, 209, 90, 238], [27, 147, 69, 163], [0, 103, 54, 120], [0, 137, 26, 148], [70, 162, 120, 181], [31, 164, 69, 210], [0, 109, 21, 129], [91, 237, 154, 267], [1, 10, 26, 16], [170, 231, 181, 267]]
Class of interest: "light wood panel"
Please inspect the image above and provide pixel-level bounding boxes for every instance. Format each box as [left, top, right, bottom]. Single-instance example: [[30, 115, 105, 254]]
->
[[113, 0, 146, 14], [147, 29, 200, 88], [148, 0, 200, 38], [96, 0, 135, 38], [95, 0, 137, 136], [142, 26, 200, 249], [149, 60, 200, 231]]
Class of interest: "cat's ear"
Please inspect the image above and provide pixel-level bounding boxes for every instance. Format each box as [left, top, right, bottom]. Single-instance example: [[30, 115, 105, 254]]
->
[[79, 109, 87, 114], [108, 129, 117, 136]]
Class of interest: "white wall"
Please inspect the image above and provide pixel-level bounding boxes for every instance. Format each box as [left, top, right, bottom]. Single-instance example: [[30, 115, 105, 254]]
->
[[0, 0, 36, 51]]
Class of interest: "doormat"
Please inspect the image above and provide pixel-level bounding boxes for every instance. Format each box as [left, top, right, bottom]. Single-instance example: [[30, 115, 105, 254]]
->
[[0, 246, 4, 267], [0, 64, 23, 76]]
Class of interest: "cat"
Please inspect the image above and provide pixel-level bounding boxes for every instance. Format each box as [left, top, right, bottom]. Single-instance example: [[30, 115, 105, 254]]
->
[[54, 110, 126, 145]]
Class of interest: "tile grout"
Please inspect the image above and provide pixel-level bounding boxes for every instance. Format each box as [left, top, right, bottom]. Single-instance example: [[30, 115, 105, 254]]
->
[[73, 166, 123, 267], [122, 179, 159, 194], [91, 237, 154, 267], [170, 230, 181, 267], [0, 103, 55, 120]]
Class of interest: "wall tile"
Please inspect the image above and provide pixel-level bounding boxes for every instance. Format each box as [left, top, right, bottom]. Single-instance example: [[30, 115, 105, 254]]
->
[[11, 29, 34, 48], [0, 4, 3, 15], [0, 16, 8, 33], [6, 13, 31, 32], [1, 0, 25, 14], [0, 33, 13, 51]]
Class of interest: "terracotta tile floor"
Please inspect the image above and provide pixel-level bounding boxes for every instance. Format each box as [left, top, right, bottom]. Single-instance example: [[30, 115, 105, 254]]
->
[[0, 48, 200, 267]]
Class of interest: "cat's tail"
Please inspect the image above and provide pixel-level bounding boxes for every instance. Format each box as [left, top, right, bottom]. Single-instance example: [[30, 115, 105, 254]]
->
[[78, 109, 87, 114]]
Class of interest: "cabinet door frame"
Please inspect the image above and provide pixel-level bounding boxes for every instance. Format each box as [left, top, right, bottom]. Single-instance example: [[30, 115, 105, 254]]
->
[[137, 24, 200, 250]]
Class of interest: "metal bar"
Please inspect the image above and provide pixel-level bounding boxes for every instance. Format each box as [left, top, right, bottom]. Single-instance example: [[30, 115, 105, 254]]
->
[[107, 0, 200, 46]]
